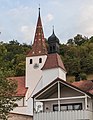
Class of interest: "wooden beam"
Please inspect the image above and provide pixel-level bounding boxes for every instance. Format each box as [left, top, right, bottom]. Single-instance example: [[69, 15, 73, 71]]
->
[[58, 81, 60, 111], [85, 95, 88, 110], [35, 96, 86, 102], [35, 81, 58, 99], [60, 81, 91, 98]]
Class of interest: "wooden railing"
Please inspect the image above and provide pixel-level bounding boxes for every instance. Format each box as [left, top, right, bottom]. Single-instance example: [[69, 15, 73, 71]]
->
[[34, 110, 93, 120]]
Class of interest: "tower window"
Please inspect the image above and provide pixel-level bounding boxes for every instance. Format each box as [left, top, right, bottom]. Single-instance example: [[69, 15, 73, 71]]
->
[[50, 46, 52, 52], [53, 46, 55, 51], [30, 59, 32, 64], [39, 58, 42, 63]]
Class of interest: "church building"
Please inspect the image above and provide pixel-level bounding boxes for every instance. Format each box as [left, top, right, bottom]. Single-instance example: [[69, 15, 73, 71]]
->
[[9, 8, 93, 120]]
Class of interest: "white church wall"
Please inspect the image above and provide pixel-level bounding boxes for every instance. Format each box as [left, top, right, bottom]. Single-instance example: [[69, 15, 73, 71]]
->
[[32, 67, 67, 96], [42, 68, 59, 87], [31, 68, 59, 96], [31, 76, 43, 97], [42, 67, 67, 88], [26, 55, 47, 98], [58, 68, 66, 81], [25, 55, 47, 116]]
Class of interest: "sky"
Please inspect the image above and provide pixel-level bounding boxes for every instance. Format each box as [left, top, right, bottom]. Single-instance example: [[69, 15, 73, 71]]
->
[[0, 0, 93, 44]]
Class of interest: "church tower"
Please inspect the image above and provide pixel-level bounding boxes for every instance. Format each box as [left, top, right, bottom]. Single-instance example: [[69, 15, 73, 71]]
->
[[26, 8, 47, 98], [48, 27, 60, 54]]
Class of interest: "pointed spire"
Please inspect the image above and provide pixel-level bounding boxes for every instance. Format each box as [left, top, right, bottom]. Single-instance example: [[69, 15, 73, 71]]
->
[[39, 4, 40, 17], [27, 7, 47, 57], [53, 25, 54, 34]]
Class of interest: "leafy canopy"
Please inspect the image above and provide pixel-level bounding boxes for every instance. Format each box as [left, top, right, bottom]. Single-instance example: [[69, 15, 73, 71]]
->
[[0, 71, 19, 120]]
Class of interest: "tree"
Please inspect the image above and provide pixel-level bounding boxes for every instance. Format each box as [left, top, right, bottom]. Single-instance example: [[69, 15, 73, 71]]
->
[[89, 36, 93, 43], [74, 34, 88, 46], [0, 71, 19, 120], [80, 73, 87, 80], [67, 39, 74, 45]]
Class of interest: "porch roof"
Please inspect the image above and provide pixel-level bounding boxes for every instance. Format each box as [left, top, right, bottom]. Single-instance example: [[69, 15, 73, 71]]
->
[[33, 78, 93, 98]]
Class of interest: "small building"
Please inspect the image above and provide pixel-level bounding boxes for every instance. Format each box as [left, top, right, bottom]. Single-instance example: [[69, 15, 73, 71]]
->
[[33, 78, 93, 120]]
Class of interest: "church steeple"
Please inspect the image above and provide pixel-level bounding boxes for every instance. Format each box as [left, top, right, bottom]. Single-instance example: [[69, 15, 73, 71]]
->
[[27, 7, 47, 56], [48, 27, 60, 54]]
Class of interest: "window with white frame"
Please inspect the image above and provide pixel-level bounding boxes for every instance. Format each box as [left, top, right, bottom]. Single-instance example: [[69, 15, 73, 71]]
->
[[53, 103, 82, 111]]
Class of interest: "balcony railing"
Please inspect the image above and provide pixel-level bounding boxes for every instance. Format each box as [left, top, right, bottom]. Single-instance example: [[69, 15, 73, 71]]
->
[[34, 110, 93, 120]]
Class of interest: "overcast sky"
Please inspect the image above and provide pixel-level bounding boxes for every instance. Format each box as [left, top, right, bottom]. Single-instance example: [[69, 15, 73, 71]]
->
[[0, 0, 93, 44]]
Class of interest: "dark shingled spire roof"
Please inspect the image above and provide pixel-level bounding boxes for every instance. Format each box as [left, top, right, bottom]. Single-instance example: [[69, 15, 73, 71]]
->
[[27, 8, 47, 57], [48, 26, 59, 44]]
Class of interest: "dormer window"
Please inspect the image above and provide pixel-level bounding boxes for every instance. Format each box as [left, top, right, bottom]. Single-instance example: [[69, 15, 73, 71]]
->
[[30, 59, 32, 64], [39, 58, 42, 63]]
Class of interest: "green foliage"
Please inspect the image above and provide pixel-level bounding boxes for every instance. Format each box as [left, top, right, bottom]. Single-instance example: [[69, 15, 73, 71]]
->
[[0, 71, 19, 120], [80, 73, 87, 80], [0, 37, 93, 79], [67, 34, 88, 46], [0, 40, 31, 77], [67, 39, 74, 45], [61, 34, 93, 77]]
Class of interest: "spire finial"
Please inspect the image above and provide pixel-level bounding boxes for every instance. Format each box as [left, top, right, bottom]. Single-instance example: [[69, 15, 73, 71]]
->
[[38, 4, 40, 16], [53, 25, 54, 34]]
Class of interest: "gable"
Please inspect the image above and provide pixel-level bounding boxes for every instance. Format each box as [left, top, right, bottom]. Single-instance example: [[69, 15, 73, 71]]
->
[[35, 82, 58, 99], [34, 78, 87, 99], [60, 84, 84, 98]]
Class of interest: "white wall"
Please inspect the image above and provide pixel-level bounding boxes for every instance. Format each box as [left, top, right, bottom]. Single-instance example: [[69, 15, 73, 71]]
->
[[42, 68, 66, 88], [32, 67, 66, 96], [26, 55, 47, 99], [24, 55, 47, 116], [16, 98, 24, 107], [32, 68, 59, 96], [42, 68, 59, 87], [58, 68, 66, 81], [13, 98, 33, 116]]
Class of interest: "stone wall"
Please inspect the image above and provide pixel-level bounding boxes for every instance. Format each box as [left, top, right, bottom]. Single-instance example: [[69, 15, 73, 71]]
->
[[8, 113, 33, 120]]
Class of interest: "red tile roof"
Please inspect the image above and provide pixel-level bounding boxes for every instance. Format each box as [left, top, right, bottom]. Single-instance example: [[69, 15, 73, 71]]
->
[[27, 8, 47, 57], [9, 76, 28, 97], [42, 53, 66, 71], [72, 80, 93, 95]]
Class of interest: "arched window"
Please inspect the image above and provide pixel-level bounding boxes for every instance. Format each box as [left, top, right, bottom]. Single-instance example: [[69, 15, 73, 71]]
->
[[30, 59, 32, 64], [39, 58, 42, 63]]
